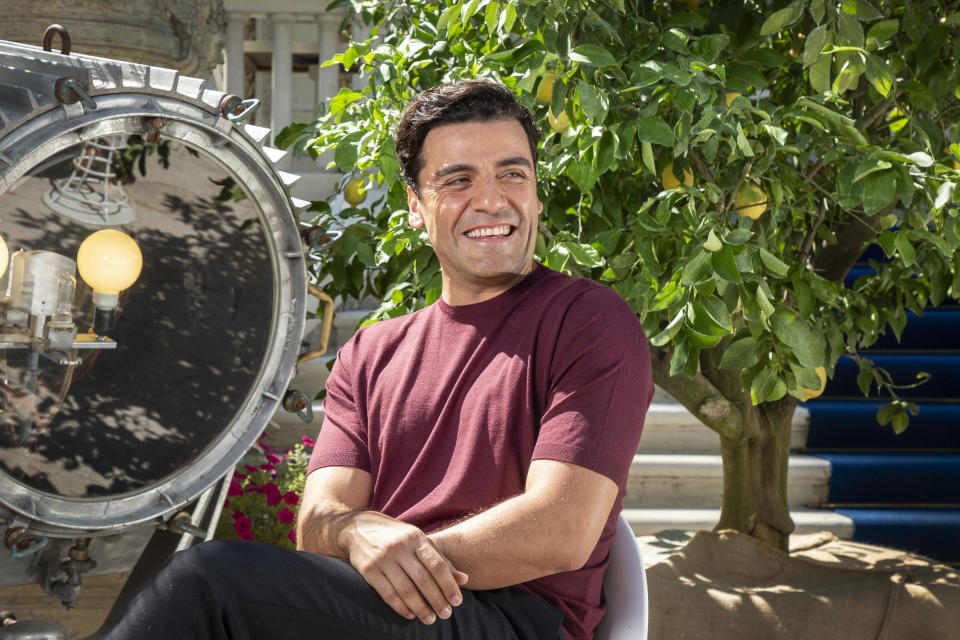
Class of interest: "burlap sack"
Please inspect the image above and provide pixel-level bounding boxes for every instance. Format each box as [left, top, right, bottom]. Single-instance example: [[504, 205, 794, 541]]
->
[[646, 530, 960, 639]]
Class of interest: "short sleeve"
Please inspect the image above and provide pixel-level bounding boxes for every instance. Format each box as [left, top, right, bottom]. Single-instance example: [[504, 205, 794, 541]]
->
[[306, 339, 371, 475], [532, 286, 654, 488]]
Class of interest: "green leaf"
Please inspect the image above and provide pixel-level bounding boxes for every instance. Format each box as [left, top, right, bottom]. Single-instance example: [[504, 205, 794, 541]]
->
[[334, 131, 364, 172], [641, 141, 655, 174], [712, 246, 742, 283], [756, 284, 776, 320], [862, 170, 896, 214], [760, 1, 805, 36], [650, 309, 684, 347], [578, 81, 608, 123], [761, 123, 788, 146], [864, 53, 893, 98], [853, 157, 892, 182], [894, 233, 916, 267], [809, 54, 832, 93], [636, 117, 675, 146], [563, 241, 604, 269], [704, 229, 722, 252], [682, 250, 713, 285], [720, 336, 764, 369], [866, 19, 899, 49], [569, 44, 617, 67], [935, 182, 956, 210], [759, 248, 790, 277], [803, 25, 831, 68], [771, 310, 824, 368], [724, 228, 753, 245]]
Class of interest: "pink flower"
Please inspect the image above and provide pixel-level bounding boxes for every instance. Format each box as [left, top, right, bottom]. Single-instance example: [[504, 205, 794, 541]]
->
[[277, 507, 294, 524], [266, 453, 282, 465], [233, 471, 247, 480], [233, 514, 251, 534], [262, 483, 282, 506], [244, 465, 258, 473], [287, 530, 297, 544], [260, 464, 276, 474], [228, 480, 243, 497], [283, 491, 299, 506], [238, 530, 254, 541], [223, 499, 230, 509], [301, 435, 316, 448], [257, 441, 276, 453], [232, 510, 244, 520]]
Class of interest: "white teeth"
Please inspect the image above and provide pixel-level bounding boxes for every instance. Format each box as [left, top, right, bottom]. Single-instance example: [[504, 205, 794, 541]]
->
[[466, 225, 511, 238]]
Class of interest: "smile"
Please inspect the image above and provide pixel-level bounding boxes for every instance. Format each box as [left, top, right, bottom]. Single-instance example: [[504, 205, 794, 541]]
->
[[465, 225, 513, 238]]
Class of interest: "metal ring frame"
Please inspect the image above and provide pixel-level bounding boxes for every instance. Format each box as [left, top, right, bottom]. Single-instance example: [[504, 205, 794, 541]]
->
[[0, 92, 307, 535]]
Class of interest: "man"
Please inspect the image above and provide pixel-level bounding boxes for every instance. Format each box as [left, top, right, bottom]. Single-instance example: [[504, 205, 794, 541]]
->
[[106, 80, 653, 640]]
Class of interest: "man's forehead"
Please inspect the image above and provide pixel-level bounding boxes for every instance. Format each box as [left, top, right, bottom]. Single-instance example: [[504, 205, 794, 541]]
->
[[420, 119, 532, 168]]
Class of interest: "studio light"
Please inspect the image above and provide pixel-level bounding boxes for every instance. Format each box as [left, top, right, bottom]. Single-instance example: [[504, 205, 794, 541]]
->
[[76, 229, 142, 335]]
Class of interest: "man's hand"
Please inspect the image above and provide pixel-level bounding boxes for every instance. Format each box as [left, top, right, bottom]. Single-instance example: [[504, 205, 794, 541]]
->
[[297, 466, 467, 625], [339, 511, 468, 625]]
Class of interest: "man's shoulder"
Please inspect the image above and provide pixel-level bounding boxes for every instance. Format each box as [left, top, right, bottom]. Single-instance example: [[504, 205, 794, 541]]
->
[[533, 265, 635, 314]]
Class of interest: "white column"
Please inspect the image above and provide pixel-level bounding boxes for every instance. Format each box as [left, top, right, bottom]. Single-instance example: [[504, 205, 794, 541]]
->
[[350, 18, 372, 91], [224, 12, 247, 97], [270, 12, 294, 144], [317, 14, 341, 106]]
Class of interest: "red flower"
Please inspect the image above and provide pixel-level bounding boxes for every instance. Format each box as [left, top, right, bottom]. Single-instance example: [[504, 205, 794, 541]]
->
[[283, 491, 299, 506], [233, 514, 251, 534], [223, 499, 230, 509], [287, 530, 297, 545], [266, 453, 282, 465], [227, 480, 243, 497], [258, 441, 277, 453], [238, 530, 254, 541], [301, 435, 316, 448], [262, 482, 282, 506], [244, 465, 258, 473], [277, 507, 294, 524]]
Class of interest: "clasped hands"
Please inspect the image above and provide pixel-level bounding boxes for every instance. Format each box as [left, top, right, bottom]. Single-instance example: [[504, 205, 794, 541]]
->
[[341, 511, 468, 625]]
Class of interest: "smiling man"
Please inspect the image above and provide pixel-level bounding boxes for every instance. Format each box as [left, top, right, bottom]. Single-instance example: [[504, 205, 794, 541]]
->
[[105, 80, 653, 640]]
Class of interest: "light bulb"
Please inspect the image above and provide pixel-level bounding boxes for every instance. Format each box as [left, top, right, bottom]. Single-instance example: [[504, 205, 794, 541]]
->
[[0, 234, 8, 280], [77, 229, 142, 310]]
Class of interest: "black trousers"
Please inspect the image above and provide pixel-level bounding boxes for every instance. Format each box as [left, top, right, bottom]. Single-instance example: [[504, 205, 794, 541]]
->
[[103, 540, 565, 640]]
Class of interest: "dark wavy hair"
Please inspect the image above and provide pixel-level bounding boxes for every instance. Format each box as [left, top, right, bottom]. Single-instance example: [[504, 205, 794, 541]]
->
[[393, 80, 541, 194]]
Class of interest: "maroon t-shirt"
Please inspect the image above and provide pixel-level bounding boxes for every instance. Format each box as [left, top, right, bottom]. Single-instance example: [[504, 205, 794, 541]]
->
[[308, 264, 653, 639]]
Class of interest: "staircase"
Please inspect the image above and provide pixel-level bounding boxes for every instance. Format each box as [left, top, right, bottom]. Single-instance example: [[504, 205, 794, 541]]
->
[[802, 254, 960, 564]]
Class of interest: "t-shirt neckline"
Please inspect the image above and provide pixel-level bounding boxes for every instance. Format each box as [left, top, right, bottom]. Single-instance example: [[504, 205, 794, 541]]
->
[[435, 263, 549, 321]]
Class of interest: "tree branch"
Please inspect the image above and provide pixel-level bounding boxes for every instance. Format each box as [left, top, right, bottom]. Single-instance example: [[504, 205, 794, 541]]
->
[[690, 151, 716, 186], [862, 90, 904, 130], [649, 345, 745, 442], [798, 199, 828, 266]]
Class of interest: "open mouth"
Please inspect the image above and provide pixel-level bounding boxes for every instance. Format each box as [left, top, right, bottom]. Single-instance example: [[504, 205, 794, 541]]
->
[[464, 224, 514, 239]]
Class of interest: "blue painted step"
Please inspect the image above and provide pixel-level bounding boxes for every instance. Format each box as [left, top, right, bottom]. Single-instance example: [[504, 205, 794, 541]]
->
[[835, 508, 960, 563], [823, 355, 960, 400], [869, 311, 960, 351], [805, 401, 960, 450], [815, 453, 960, 504]]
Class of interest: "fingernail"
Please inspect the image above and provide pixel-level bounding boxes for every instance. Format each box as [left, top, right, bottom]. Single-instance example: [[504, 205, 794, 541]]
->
[[406, 613, 416, 620], [424, 614, 436, 625], [440, 607, 452, 619], [451, 595, 462, 606]]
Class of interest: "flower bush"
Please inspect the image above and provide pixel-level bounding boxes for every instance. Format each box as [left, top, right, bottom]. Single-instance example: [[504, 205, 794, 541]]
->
[[214, 433, 315, 548]]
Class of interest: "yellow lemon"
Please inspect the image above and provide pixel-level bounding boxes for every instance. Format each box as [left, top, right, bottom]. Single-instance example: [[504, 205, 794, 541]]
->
[[548, 108, 570, 133], [537, 74, 555, 104], [685, 0, 700, 8], [661, 161, 693, 189], [735, 183, 768, 219], [344, 178, 367, 206], [801, 367, 828, 401]]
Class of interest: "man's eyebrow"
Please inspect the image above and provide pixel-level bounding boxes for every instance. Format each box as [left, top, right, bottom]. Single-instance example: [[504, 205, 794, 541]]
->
[[433, 163, 474, 181], [496, 156, 532, 169], [431, 156, 533, 182]]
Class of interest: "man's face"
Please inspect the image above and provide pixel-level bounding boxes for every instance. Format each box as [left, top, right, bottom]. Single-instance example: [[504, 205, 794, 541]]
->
[[407, 118, 543, 306]]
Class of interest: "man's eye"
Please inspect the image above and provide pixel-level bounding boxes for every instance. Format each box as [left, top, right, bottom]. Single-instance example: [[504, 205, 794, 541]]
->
[[445, 177, 470, 186]]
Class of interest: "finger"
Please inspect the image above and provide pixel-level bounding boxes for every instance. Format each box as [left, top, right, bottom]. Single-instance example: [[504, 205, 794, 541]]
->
[[399, 551, 455, 619], [453, 568, 469, 586], [381, 564, 438, 625], [361, 569, 417, 621], [412, 545, 464, 612]]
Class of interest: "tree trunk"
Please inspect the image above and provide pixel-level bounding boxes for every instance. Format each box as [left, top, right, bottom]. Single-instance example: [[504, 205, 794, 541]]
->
[[715, 402, 796, 551]]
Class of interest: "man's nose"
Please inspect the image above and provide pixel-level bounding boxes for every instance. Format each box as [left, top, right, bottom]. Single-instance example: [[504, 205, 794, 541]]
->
[[472, 174, 506, 213]]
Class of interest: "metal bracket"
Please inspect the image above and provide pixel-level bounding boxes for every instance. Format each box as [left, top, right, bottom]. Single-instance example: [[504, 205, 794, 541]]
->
[[54, 77, 97, 111], [4, 527, 49, 558], [42, 24, 71, 55]]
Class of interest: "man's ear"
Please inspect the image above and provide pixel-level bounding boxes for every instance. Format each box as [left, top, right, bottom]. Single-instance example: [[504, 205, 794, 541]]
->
[[407, 186, 424, 228]]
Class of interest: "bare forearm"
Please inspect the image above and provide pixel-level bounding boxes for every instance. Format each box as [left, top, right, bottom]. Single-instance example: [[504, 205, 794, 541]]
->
[[295, 499, 357, 558], [429, 492, 581, 590], [429, 461, 618, 590]]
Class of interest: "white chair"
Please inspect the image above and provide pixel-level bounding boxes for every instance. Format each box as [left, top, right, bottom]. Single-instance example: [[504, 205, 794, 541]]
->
[[592, 513, 648, 640]]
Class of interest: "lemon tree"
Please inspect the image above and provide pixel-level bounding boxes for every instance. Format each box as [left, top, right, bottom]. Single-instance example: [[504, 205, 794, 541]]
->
[[280, 0, 960, 550]]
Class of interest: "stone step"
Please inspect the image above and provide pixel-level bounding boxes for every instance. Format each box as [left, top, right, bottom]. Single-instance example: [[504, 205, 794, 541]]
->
[[622, 507, 855, 539], [638, 403, 810, 454], [625, 454, 831, 509]]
